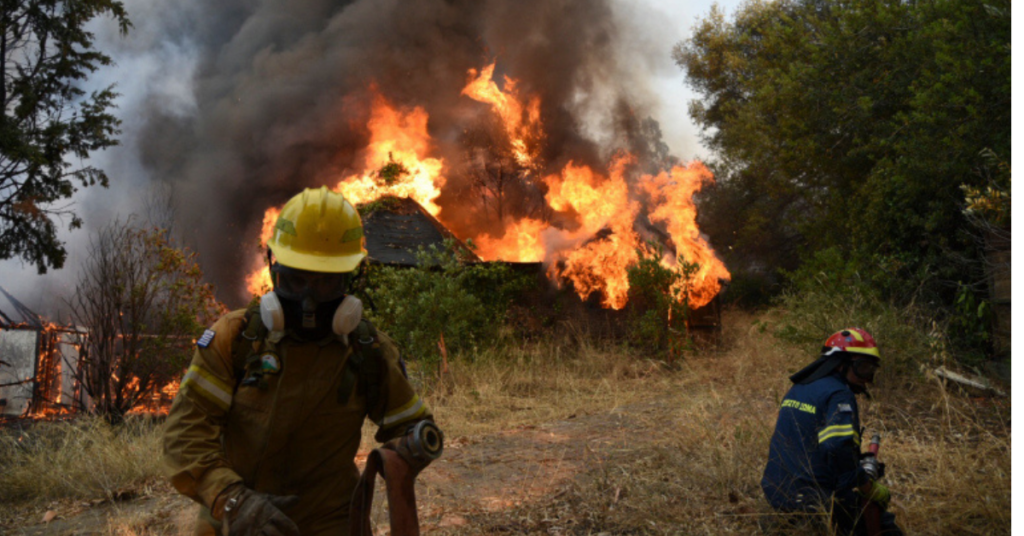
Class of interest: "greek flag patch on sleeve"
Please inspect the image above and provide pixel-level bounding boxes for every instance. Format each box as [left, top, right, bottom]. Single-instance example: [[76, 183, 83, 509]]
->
[[197, 329, 216, 348], [838, 403, 853, 413]]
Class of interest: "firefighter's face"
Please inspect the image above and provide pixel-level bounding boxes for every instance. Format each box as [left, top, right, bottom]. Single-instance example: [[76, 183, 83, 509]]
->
[[847, 357, 879, 386]]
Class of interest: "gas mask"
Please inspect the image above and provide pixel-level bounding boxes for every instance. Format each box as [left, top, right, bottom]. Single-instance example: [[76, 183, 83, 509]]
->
[[259, 264, 363, 341]]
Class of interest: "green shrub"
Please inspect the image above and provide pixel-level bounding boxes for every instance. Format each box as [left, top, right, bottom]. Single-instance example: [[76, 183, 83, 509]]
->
[[718, 270, 779, 309], [362, 240, 532, 369], [773, 249, 944, 380], [946, 283, 993, 368], [626, 244, 698, 361], [375, 152, 409, 186]]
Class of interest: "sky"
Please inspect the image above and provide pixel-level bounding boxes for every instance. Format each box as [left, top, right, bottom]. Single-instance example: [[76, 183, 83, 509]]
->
[[626, 0, 745, 161], [0, 0, 745, 317]]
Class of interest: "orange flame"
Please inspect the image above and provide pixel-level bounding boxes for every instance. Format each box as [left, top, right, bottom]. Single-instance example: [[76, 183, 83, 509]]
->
[[638, 162, 730, 308], [474, 217, 549, 262], [245, 207, 280, 296], [543, 155, 642, 309], [462, 62, 542, 168], [336, 92, 446, 215]]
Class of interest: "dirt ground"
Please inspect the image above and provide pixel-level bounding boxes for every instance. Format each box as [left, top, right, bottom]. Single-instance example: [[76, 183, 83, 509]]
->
[[1, 394, 688, 536]]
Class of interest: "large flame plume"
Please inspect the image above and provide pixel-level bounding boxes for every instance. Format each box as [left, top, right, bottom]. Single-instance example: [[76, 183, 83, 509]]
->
[[336, 91, 446, 215], [462, 63, 543, 168], [248, 63, 729, 309]]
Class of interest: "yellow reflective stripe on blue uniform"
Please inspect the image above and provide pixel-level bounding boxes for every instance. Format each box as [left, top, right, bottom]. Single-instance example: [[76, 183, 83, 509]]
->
[[383, 393, 427, 427], [182, 365, 232, 410], [781, 399, 817, 414], [818, 424, 860, 445]]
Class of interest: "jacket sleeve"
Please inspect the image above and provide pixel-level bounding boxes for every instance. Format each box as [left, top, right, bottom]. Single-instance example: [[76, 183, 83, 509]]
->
[[373, 330, 434, 443], [162, 312, 246, 508], [819, 390, 864, 493]]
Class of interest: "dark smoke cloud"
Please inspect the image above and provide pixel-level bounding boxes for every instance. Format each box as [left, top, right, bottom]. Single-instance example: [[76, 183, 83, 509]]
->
[[126, 0, 675, 307]]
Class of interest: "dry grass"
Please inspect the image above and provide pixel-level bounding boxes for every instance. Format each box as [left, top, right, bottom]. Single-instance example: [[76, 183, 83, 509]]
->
[[0, 416, 164, 506], [423, 322, 673, 439], [431, 309, 1010, 535], [0, 310, 1009, 536]]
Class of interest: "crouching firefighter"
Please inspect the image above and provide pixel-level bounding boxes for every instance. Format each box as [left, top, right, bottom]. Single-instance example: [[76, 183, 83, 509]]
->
[[761, 328, 903, 536], [162, 187, 443, 536]]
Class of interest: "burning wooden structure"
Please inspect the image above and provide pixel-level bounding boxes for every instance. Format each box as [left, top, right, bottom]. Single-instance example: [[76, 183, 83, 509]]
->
[[0, 287, 90, 417], [0, 286, 183, 419]]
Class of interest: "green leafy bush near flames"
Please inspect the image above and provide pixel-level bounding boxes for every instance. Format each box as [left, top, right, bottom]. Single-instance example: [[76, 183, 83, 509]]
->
[[626, 244, 699, 362], [360, 240, 532, 371]]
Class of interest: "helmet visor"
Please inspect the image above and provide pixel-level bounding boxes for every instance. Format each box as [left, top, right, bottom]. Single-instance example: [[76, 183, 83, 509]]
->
[[271, 264, 350, 302], [851, 358, 879, 383]]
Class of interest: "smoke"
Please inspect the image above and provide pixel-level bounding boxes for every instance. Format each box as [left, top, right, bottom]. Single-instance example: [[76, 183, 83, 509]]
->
[[0, 0, 700, 314]]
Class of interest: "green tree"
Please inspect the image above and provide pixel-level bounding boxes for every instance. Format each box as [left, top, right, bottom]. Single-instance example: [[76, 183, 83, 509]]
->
[[676, 0, 1010, 348], [65, 218, 223, 423], [0, 0, 130, 273]]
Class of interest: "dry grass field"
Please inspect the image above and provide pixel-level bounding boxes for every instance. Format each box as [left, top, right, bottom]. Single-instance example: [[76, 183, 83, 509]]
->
[[0, 309, 1010, 535]]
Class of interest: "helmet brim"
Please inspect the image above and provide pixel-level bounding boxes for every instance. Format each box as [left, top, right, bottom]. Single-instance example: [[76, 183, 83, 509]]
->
[[270, 246, 366, 273]]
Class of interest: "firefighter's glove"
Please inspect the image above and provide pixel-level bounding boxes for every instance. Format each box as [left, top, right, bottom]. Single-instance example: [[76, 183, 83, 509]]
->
[[856, 480, 891, 510], [218, 484, 300, 536]]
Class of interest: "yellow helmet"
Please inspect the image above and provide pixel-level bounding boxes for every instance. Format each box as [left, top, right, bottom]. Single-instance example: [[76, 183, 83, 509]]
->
[[267, 187, 367, 273]]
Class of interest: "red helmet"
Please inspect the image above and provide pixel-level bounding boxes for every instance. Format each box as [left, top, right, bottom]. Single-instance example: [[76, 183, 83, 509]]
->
[[821, 328, 880, 359]]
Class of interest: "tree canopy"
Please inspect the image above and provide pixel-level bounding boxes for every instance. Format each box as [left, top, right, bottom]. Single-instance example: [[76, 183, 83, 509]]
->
[[675, 0, 1010, 321], [0, 0, 130, 273]]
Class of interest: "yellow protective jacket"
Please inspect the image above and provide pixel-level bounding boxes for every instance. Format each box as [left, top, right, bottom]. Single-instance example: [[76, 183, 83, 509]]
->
[[162, 307, 432, 535]]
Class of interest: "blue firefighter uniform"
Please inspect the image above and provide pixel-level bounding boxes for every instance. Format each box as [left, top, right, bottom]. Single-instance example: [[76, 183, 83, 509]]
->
[[765, 328, 903, 535], [762, 373, 863, 511]]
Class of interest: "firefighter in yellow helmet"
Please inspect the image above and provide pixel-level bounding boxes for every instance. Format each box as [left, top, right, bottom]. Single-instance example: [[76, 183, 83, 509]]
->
[[163, 187, 441, 536]]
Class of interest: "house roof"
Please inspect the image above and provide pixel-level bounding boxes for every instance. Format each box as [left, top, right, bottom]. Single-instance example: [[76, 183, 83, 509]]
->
[[0, 285, 44, 329], [362, 196, 479, 266]]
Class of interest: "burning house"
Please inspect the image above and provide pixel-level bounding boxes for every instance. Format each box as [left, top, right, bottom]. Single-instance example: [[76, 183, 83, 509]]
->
[[92, 0, 732, 328], [241, 70, 729, 318], [0, 286, 90, 418]]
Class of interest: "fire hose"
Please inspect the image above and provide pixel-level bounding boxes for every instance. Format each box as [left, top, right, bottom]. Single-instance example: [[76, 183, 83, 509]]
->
[[859, 434, 883, 536], [350, 421, 444, 536]]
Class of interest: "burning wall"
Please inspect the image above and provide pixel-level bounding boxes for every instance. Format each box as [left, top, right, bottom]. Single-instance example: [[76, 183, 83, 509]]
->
[[0, 326, 89, 417], [0, 329, 38, 416]]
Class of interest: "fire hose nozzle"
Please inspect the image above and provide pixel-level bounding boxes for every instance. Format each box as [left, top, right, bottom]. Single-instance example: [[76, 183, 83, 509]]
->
[[860, 434, 883, 480], [407, 420, 444, 462]]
